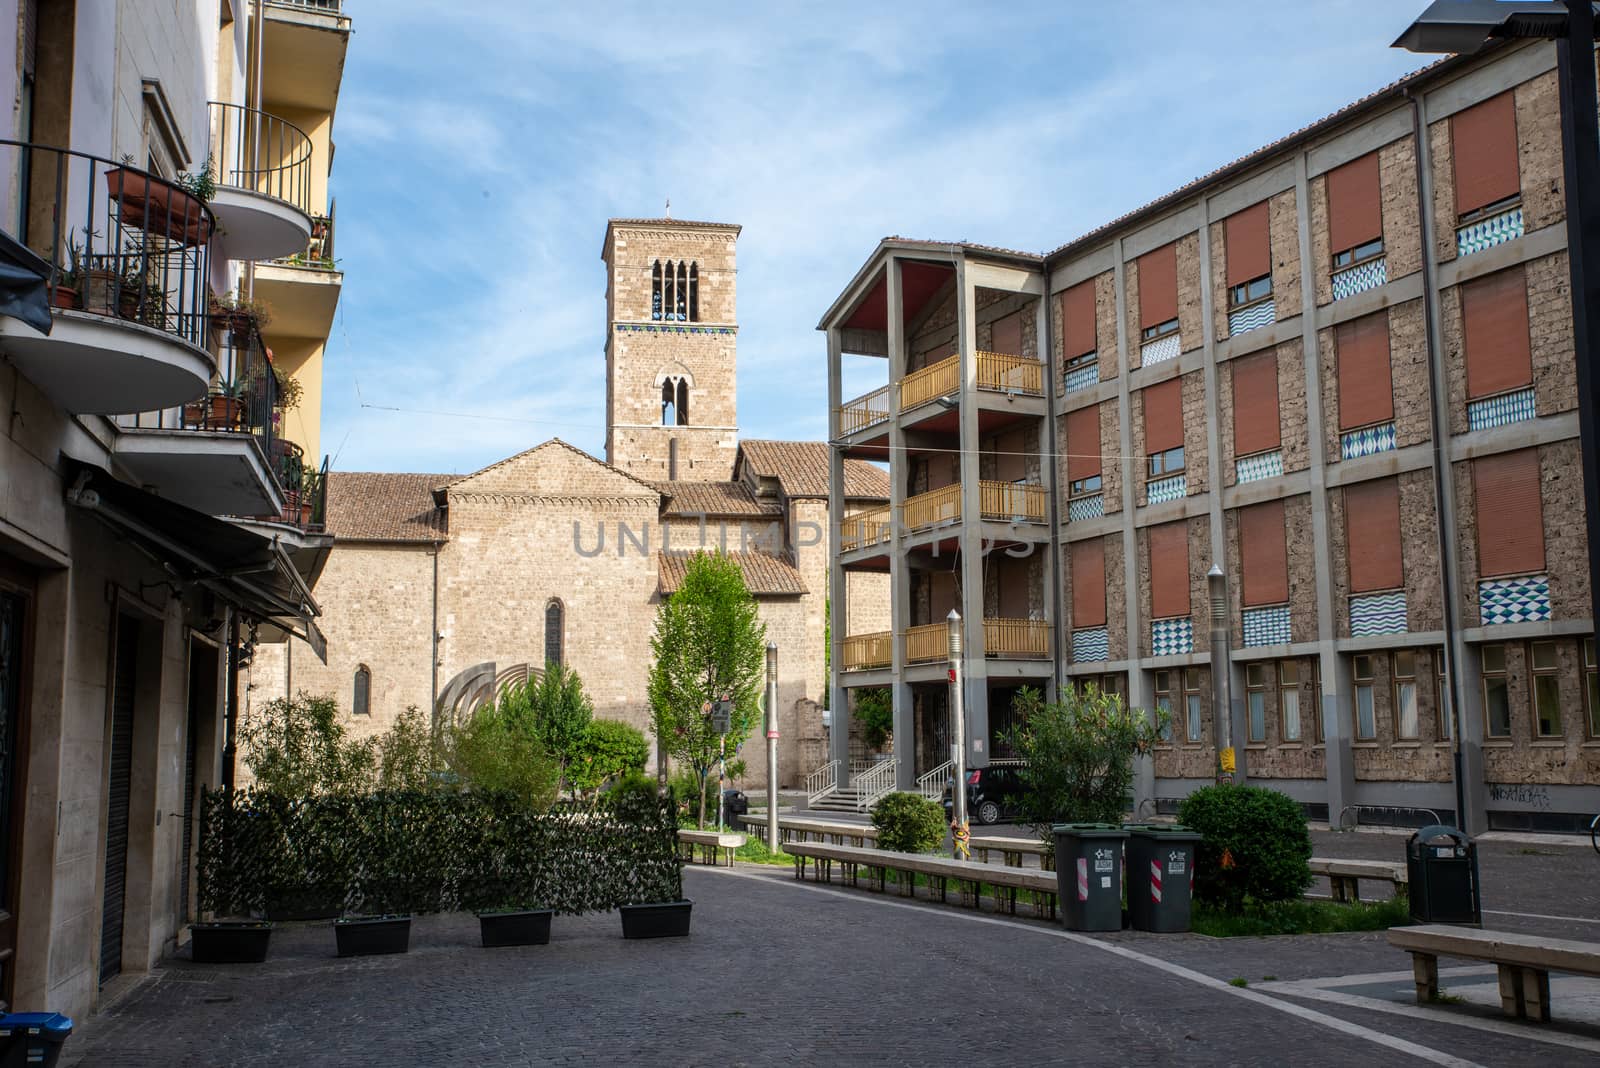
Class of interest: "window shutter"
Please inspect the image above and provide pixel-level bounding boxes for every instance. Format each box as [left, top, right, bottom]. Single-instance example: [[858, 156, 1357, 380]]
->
[[993, 428, 1025, 482], [1240, 499, 1288, 606], [1061, 280, 1097, 358], [1071, 538, 1107, 628], [1326, 151, 1382, 256], [1473, 449, 1545, 577], [1335, 312, 1394, 430], [1231, 351, 1281, 456], [990, 311, 1023, 355], [1143, 377, 1184, 454], [1137, 243, 1178, 329], [1149, 521, 1190, 619], [1225, 202, 1270, 287], [1344, 477, 1403, 593], [1452, 92, 1520, 216], [1461, 266, 1531, 400], [1065, 405, 1101, 482]]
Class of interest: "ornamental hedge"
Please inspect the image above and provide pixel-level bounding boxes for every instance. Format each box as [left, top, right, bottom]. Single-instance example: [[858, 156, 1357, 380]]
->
[[1177, 784, 1312, 909], [198, 787, 681, 919]]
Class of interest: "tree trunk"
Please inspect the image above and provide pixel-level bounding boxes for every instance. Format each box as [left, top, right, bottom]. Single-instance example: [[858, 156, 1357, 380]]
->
[[697, 772, 708, 829]]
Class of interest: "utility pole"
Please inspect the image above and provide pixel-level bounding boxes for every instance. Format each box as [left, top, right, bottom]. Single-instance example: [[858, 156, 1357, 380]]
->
[[765, 643, 780, 851], [1208, 566, 1236, 785], [948, 609, 968, 858]]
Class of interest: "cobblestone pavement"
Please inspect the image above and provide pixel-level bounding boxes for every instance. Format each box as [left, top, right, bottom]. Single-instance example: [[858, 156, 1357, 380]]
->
[[63, 864, 1595, 1067]]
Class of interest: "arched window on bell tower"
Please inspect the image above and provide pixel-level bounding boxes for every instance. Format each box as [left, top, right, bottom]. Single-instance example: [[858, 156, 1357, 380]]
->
[[651, 260, 663, 321], [664, 260, 676, 322], [688, 262, 699, 322], [676, 377, 689, 425], [675, 261, 688, 320], [661, 376, 689, 426]]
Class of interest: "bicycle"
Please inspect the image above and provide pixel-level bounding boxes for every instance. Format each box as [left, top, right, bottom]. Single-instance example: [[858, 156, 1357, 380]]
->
[[1590, 812, 1600, 856]]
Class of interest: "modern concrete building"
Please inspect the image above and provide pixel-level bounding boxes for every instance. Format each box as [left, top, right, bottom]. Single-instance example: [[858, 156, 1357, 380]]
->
[[822, 39, 1600, 834], [0, 0, 348, 1020]]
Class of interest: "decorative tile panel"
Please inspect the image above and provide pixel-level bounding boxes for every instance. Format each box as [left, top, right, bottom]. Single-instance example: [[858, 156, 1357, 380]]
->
[[1467, 387, 1536, 432], [617, 324, 736, 335], [1235, 450, 1283, 484], [1456, 206, 1524, 258], [1479, 574, 1551, 626], [1064, 362, 1100, 393], [1071, 627, 1109, 663], [1151, 617, 1193, 656], [1349, 591, 1407, 637], [1146, 474, 1186, 504], [1140, 333, 1181, 367], [1340, 422, 1396, 460], [1331, 257, 1387, 301], [1242, 605, 1291, 648], [1227, 299, 1276, 337], [1068, 494, 1105, 522]]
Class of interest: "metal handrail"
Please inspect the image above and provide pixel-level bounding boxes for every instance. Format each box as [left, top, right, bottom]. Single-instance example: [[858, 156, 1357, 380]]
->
[[806, 759, 840, 806], [916, 760, 954, 801], [266, 0, 345, 13], [853, 757, 898, 811], [208, 101, 314, 218], [839, 384, 892, 435]]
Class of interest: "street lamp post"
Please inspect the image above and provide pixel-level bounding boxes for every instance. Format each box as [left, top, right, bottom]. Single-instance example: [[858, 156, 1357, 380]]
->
[[1207, 566, 1236, 785], [947, 609, 968, 857]]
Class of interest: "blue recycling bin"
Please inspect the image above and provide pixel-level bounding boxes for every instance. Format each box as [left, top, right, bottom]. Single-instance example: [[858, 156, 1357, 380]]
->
[[0, 1013, 72, 1067]]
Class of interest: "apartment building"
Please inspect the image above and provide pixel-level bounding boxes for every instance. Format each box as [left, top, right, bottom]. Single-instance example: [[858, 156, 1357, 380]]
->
[[0, 0, 348, 1020], [823, 39, 1599, 834]]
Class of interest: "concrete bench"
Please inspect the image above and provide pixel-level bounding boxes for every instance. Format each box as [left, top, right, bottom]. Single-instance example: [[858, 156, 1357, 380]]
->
[[739, 815, 878, 848], [785, 841, 1057, 920], [677, 829, 746, 868], [969, 835, 1054, 871], [1308, 857, 1407, 902], [1389, 924, 1600, 1022]]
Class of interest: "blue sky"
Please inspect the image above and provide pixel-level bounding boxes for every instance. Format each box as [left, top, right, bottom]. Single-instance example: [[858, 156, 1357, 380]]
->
[[323, 1, 1431, 475]]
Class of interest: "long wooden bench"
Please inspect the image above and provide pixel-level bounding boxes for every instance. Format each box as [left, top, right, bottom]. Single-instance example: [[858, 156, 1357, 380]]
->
[[969, 834, 1054, 871], [1389, 925, 1600, 1022], [785, 841, 1058, 919], [739, 815, 878, 847], [1308, 857, 1407, 902], [677, 829, 746, 868]]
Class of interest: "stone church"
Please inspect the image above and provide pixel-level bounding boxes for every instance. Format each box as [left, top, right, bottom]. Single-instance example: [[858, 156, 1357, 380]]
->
[[247, 218, 890, 787]]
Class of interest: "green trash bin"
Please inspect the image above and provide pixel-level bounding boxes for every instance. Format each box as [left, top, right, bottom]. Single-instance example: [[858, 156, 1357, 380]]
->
[[1053, 823, 1127, 931], [1125, 825, 1202, 932]]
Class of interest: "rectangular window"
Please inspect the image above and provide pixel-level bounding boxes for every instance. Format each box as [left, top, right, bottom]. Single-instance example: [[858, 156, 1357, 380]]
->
[[1586, 638, 1599, 739], [1239, 499, 1289, 607], [1137, 243, 1178, 334], [1473, 449, 1545, 579], [1064, 405, 1102, 492], [1452, 91, 1520, 219], [1461, 266, 1532, 402], [1435, 647, 1452, 740], [1065, 350, 1097, 373], [1069, 474, 1103, 497], [1071, 538, 1107, 629], [1061, 279, 1097, 362], [1482, 643, 1511, 738], [1345, 477, 1403, 593], [1354, 654, 1376, 740], [1143, 376, 1184, 456], [1333, 238, 1385, 270], [1225, 201, 1271, 296], [1335, 312, 1394, 432], [1184, 668, 1204, 743], [1532, 640, 1561, 737], [1279, 660, 1301, 742], [1149, 521, 1191, 620], [1142, 318, 1179, 342], [1393, 650, 1419, 740], [1231, 350, 1281, 458], [1148, 445, 1184, 478], [1154, 670, 1174, 742], [1247, 663, 1268, 743], [1326, 151, 1383, 264], [1228, 275, 1272, 308]]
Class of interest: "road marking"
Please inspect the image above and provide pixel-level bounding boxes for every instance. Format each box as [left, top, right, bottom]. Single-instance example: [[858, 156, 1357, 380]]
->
[[702, 866, 1482, 1066], [1482, 908, 1600, 926]]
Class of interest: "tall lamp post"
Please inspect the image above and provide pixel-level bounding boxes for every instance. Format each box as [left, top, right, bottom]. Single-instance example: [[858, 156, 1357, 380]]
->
[[765, 642, 779, 853], [947, 609, 968, 857]]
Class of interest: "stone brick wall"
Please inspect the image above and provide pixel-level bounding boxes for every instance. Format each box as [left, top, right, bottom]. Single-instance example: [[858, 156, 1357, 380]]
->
[[606, 329, 739, 482], [1529, 251, 1577, 417], [1429, 118, 1457, 265], [1379, 135, 1423, 283], [1310, 173, 1332, 308], [1401, 470, 1445, 632], [1480, 638, 1600, 787], [1269, 188, 1302, 322], [1243, 655, 1327, 782], [1105, 535, 1128, 661], [607, 224, 737, 325], [1151, 665, 1214, 780], [1350, 646, 1453, 783], [1541, 438, 1593, 620]]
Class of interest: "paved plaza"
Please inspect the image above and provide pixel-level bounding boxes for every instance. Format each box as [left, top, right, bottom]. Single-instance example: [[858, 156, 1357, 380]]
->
[[61, 838, 1600, 1067]]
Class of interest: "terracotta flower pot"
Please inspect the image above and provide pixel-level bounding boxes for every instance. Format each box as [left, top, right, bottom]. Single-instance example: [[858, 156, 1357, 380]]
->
[[50, 285, 79, 309], [207, 395, 244, 428]]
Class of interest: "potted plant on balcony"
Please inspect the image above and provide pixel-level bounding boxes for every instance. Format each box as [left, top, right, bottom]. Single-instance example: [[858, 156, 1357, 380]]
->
[[207, 380, 248, 430], [51, 232, 86, 309], [209, 290, 272, 341], [105, 155, 212, 245]]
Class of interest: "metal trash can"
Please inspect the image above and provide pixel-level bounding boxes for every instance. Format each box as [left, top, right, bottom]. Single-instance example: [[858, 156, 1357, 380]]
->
[[1125, 825, 1202, 932], [1053, 823, 1127, 931], [0, 1013, 72, 1068], [721, 789, 748, 828], [1406, 824, 1480, 925]]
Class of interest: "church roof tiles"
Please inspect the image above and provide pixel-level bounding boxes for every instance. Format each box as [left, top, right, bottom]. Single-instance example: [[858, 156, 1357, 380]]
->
[[654, 480, 781, 518], [325, 472, 450, 542], [737, 440, 889, 501], [657, 551, 807, 597]]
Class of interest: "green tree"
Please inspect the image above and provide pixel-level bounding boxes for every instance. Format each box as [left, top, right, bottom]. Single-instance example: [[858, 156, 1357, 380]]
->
[[482, 665, 594, 792], [441, 701, 559, 807], [1005, 685, 1164, 843], [568, 718, 650, 797], [238, 691, 375, 796], [371, 705, 443, 792], [854, 688, 894, 752], [648, 551, 767, 827]]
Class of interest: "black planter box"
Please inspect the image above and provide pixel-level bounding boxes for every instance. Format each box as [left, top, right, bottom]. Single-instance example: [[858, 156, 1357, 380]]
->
[[334, 915, 411, 957], [620, 900, 692, 939], [477, 909, 553, 948], [190, 921, 273, 963]]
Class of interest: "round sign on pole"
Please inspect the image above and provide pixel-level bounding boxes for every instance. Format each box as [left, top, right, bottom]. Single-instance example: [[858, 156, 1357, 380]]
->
[[766, 730, 779, 739]]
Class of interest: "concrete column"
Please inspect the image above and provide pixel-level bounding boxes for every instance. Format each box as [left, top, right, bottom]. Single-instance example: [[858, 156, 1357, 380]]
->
[[826, 325, 851, 780], [955, 260, 990, 767], [1196, 200, 1230, 792], [1039, 288, 1066, 692], [1294, 152, 1355, 816], [884, 256, 916, 791]]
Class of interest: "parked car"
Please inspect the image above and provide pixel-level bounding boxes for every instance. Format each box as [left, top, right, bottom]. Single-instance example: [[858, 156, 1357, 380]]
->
[[941, 761, 1028, 825]]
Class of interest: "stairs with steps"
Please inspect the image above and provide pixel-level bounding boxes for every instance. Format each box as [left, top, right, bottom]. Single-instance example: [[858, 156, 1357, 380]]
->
[[809, 788, 871, 813]]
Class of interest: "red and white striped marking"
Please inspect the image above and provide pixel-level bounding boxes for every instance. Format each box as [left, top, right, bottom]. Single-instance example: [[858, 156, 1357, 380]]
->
[[1150, 860, 1163, 904], [1076, 858, 1088, 901]]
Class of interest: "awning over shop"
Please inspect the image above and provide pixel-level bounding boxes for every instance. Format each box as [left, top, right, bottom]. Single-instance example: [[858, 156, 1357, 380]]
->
[[0, 228, 53, 336], [63, 457, 327, 661]]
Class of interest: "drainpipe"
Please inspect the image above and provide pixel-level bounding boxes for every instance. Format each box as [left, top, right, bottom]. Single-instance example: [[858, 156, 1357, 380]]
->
[[1407, 87, 1470, 832], [431, 539, 441, 713]]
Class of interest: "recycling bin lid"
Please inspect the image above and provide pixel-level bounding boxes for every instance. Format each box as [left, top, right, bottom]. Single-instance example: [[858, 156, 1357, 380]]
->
[[1410, 824, 1468, 845], [1129, 824, 1202, 840], [1052, 822, 1129, 836], [0, 1012, 72, 1037]]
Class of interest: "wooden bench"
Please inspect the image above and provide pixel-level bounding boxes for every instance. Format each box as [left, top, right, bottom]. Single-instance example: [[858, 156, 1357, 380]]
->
[[785, 841, 1058, 920], [1308, 857, 1407, 902], [677, 829, 746, 868], [739, 815, 878, 848], [969, 834, 1054, 871], [1389, 925, 1600, 1022]]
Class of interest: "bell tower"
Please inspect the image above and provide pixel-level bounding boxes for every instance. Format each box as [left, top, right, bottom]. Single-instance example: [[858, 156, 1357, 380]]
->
[[601, 217, 741, 482]]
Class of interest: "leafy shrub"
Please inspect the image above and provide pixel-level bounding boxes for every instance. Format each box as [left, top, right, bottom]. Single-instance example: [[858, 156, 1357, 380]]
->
[[238, 691, 375, 796], [871, 792, 946, 854], [568, 719, 650, 796], [373, 706, 443, 791], [605, 771, 662, 807], [855, 688, 894, 751], [1178, 785, 1312, 909], [441, 701, 559, 808]]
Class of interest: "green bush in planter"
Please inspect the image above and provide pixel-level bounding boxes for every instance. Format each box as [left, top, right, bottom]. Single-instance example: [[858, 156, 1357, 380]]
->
[[871, 792, 946, 854], [1178, 784, 1312, 909]]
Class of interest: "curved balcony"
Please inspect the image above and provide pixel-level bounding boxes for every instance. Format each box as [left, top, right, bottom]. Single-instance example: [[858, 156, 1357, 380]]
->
[[0, 140, 214, 414], [207, 102, 314, 261]]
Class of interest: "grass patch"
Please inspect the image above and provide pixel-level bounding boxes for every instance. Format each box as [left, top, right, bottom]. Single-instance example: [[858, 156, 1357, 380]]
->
[[1228, 978, 1249, 988], [1191, 895, 1411, 937], [1429, 991, 1466, 1005], [734, 837, 793, 866]]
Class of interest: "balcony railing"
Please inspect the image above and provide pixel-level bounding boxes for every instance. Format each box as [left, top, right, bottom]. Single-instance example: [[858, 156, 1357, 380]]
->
[[901, 483, 963, 529], [267, 0, 343, 12], [840, 505, 892, 553], [899, 355, 960, 410], [839, 384, 891, 435], [841, 631, 893, 672], [0, 140, 213, 347], [901, 481, 1046, 529], [975, 351, 1043, 396], [208, 101, 313, 217], [125, 315, 279, 466], [984, 618, 1051, 659], [904, 623, 947, 664], [272, 207, 337, 270]]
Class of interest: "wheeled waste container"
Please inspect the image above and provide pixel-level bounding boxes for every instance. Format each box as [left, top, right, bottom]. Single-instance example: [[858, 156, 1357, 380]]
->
[[1125, 825, 1202, 932], [1053, 823, 1127, 931], [0, 1013, 72, 1068], [1406, 824, 1480, 925]]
